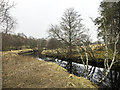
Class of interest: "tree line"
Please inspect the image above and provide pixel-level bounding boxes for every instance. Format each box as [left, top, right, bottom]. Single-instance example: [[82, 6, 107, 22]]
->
[[2, 32, 65, 51]]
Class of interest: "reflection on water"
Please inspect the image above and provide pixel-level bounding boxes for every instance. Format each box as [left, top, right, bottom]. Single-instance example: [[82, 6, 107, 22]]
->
[[38, 57, 120, 88]]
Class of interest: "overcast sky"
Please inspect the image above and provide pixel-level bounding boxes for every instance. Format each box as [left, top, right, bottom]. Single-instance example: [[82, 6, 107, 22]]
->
[[10, 0, 103, 42]]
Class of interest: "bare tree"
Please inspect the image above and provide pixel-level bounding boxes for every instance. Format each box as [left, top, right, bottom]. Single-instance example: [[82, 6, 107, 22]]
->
[[0, 0, 16, 33], [47, 38, 62, 49], [49, 8, 84, 73]]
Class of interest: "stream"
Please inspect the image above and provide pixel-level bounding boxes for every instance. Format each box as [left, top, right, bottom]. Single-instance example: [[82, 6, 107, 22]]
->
[[38, 57, 120, 88]]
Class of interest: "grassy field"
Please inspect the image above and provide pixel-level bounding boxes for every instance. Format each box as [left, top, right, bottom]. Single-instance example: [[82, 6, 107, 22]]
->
[[2, 50, 98, 88]]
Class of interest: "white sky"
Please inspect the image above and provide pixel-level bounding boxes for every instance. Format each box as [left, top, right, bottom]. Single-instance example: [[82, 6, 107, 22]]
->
[[10, 0, 103, 42]]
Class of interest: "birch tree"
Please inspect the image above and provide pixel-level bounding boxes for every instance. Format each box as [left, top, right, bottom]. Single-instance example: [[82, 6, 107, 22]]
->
[[98, 16, 120, 84]]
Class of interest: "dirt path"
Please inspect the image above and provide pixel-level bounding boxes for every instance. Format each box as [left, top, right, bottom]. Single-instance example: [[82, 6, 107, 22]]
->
[[2, 50, 98, 88]]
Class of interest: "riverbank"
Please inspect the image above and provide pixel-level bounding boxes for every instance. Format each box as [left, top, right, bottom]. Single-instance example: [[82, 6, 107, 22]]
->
[[2, 50, 98, 88], [41, 48, 120, 71]]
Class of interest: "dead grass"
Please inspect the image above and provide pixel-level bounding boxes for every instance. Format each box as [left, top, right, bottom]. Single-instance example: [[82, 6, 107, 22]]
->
[[2, 50, 98, 88], [41, 45, 120, 61]]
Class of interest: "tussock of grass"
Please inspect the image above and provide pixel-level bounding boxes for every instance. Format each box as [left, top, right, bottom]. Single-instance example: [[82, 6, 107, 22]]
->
[[2, 50, 98, 88], [68, 74, 98, 88]]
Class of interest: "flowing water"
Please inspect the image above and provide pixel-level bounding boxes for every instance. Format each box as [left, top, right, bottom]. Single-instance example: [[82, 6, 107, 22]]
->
[[38, 57, 120, 88]]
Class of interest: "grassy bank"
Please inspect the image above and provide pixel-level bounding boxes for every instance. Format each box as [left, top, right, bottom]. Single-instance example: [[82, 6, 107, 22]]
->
[[2, 51, 96, 88], [41, 47, 120, 70], [2, 49, 98, 88]]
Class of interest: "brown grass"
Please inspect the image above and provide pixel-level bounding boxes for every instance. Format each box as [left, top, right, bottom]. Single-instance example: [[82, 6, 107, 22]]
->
[[2, 50, 98, 88]]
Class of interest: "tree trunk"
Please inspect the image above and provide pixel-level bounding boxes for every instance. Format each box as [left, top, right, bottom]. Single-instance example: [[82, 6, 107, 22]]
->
[[68, 44, 73, 73], [118, 1, 120, 54], [69, 61, 72, 73]]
